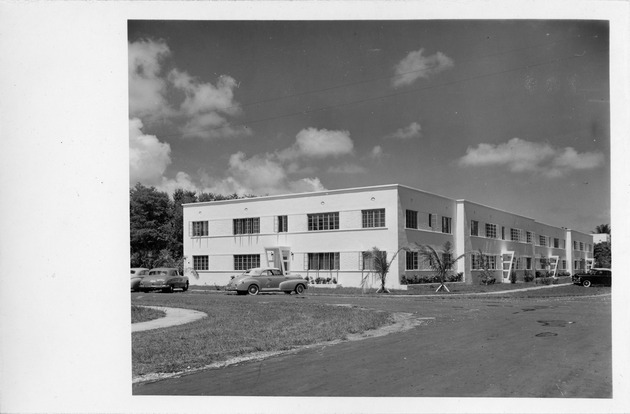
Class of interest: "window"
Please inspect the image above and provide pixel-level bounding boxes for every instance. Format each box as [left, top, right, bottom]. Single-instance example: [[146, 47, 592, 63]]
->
[[191, 221, 208, 237], [362, 209, 385, 228], [233, 218, 260, 235], [277, 215, 288, 233], [553, 238, 560, 248], [234, 254, 260, 270], [526, 257, 532, 270], [562, 239, 566, 249], [471, 220, 479, 236], [510, 228, 521, 242], [193, 255, 209, 271], [307, 252, 339, 270], [485, 223, 497, 239], [308, 212, 339, 231], [442, 216, 452, 234], [429, 213, 434, 229], [473, 254, 496, 270], [539, 235, 547, 247], [362, 252, 375, 271], [526, 231, 533, 244], [579, 242, 584, 251], [573, 241, 578, 250], [501, 226, 506, 240], [406, 251, 419, 270], [405, 210, 418, 229], [561, 260, 567, 270], [471, 254, 482, 270]]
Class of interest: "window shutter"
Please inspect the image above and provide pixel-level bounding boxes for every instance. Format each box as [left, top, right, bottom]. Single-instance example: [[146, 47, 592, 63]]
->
[[303, 253, 308, 270], [273, 216, 278, 233], [188, 221, 192, 237]]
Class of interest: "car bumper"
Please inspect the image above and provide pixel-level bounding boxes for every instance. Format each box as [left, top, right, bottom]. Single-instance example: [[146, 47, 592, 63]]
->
[[139, 284, 170, 290]]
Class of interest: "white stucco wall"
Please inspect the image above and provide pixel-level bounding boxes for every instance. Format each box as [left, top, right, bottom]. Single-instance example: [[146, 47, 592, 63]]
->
[[182, 184, 595, 288]]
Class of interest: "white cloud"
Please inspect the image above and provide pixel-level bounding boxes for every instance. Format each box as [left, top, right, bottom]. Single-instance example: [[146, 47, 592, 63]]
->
[[458, 138, 605, 177], [370, 145, 384, 159], [198, 151, 327, 196], [385, 122, 422, 140], [128, 39, 248, 140], [392, 48, 454, 88], [129, 118, 172, 186], [328, 164, 367, 174], [128, 39, 173, 120], [288, 178, 326, 193], [169, 70, 249, 139], [279, 127, 354, 160]]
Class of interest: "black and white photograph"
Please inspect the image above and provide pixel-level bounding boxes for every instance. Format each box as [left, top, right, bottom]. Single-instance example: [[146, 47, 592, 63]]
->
[[1, 1, 629, 413]]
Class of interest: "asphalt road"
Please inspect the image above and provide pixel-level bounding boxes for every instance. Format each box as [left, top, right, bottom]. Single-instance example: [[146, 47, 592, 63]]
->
[[133, 293, 611, 398]]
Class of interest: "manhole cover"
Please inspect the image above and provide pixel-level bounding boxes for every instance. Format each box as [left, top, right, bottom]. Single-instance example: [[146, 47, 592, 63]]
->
[[536, 332, 558, 337]]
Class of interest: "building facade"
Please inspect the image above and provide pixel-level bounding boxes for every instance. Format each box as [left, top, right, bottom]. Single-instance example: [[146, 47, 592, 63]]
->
[[182, 184, 594, 289]]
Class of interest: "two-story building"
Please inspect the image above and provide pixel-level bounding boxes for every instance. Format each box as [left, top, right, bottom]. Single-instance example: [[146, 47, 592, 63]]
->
[[182, 184, 594, 289]]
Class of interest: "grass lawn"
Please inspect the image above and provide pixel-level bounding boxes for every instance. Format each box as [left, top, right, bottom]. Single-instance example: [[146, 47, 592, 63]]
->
[[131, 293, 393, 378], [131, 305, 166, 324]]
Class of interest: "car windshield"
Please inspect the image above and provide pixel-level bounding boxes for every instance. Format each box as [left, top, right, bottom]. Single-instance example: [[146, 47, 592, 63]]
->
[[149, 270, 168, 275], [242, 269, 261, 276]]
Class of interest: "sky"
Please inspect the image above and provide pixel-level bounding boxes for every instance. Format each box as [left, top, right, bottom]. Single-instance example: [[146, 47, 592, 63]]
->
[[128, 20, 610, 234]]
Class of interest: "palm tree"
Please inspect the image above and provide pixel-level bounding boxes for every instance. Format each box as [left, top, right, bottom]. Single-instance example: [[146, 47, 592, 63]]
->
[[594, 224, 611, 234], [364, 246, 410, 293], [416, 241, 465, 293]]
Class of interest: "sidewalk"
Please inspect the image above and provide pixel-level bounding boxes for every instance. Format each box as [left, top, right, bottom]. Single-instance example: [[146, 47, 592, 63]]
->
[[132, 306, 207, 333]]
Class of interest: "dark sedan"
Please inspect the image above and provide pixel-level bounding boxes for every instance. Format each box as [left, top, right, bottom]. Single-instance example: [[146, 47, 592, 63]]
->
[[139, 267, 189, 293], [572, 268, 611, 287]]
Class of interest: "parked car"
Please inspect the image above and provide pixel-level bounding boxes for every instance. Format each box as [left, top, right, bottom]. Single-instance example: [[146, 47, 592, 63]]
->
[[572, 268, 611, 287], [130, 268, 149, 292], [226, 267, 307, 295], [139, 267, 189, 293]]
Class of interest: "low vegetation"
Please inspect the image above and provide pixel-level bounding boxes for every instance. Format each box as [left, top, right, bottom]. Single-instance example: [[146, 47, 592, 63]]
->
[[131, 305, 166, 324], [131, 294, 393, 377]]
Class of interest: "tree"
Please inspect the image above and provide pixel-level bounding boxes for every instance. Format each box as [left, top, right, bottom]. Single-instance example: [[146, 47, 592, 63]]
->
[[130, 183, 173, 268], [592, 223, 611, 269], [594, 241, 611, 268], [416, 241, 465, 293], [593, 224, 611, 234], [474, 249, 497, 285], [170, 188, 198, 262], [364, 246, 410, 294]]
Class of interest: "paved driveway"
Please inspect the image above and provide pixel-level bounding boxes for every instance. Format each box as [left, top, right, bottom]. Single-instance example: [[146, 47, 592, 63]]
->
[[133, 293, 611, 397]]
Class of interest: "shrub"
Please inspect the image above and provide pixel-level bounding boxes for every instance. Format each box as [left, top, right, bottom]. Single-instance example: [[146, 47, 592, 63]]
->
[[479, 273, 496, 285], [509, 270, 517, 284], [523, 270, 534, 283], [535, 270, 551, 278], [447, 272, 464, 282]]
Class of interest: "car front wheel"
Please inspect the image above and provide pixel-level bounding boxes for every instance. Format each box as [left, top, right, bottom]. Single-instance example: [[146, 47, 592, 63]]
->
[[247, 285, 259, 295], [183, 281, 189, 292], [582, 279, 592, 287], [294, 284, 305, 295]]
